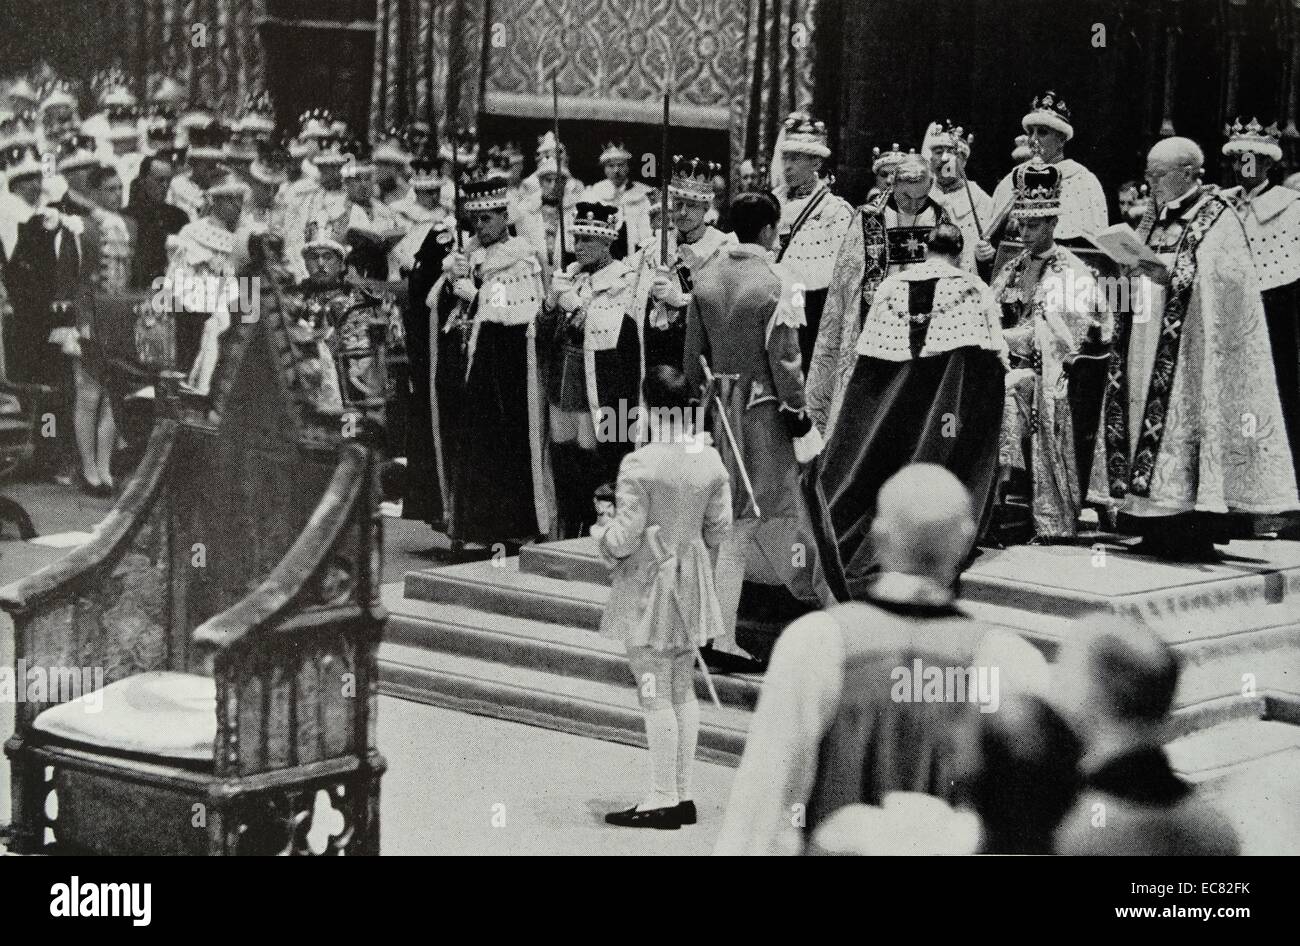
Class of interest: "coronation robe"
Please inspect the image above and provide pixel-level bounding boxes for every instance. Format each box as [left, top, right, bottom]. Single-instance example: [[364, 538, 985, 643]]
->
[[540, 258, 641, 472], [811, 259, 1006, 601], [776, 180, 855, 374], [990, 158, 1108, 242], [436, 235, 554, 543], [402, 217, 455, 526], [164, 216, 240, 395], [1088, 185, 1299, 531], [629, 224, 735, 372], [684, 243, 827, 631], [992, 245, 1112, 537], [1221, 179, 1300, 497], [807, 190, 950, 440]]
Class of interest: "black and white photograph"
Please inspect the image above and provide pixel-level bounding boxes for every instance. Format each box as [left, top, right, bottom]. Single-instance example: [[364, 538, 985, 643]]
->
[[0, 0, 1295, 885]]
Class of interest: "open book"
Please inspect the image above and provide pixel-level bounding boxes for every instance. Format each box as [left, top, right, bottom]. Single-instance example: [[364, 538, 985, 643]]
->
[[1082, 223, 1164, 268]]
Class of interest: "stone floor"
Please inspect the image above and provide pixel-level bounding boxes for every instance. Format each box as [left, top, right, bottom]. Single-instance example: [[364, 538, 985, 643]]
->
[[1, 478, 1298, 855]]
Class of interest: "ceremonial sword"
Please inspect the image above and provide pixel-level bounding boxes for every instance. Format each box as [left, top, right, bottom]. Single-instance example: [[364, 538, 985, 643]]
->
[[698, 355, 761, 519]]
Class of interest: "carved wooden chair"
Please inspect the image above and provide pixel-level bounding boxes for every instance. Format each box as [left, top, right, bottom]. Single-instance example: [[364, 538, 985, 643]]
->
[[1, 277, 387, 855]]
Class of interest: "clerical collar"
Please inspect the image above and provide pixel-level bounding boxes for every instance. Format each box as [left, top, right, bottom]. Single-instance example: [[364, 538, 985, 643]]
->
[[1157, 183, 1200, 220], [867, 571, 957, 608]]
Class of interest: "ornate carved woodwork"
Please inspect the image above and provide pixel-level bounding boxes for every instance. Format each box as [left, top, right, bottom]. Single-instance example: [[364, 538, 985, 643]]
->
[[1, 272, 387, 856]]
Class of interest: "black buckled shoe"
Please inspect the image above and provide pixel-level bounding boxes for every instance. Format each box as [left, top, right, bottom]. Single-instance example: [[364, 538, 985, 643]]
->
[[604, 805, 682, 830], [675, 801, 697, 825]]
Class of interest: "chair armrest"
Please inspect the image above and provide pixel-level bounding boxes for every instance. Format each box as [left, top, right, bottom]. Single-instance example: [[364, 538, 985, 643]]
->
[[0, 378, 55, 400], [192, 443, 373, 653], [0, 420, 176, 613]]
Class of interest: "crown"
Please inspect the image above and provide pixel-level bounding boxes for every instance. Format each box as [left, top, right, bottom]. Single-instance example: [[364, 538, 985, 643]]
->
[[923, 120, 974, 158], [1011, 157, 1062, 219], [38, 79, 78, 114], [1222, 116, 1283, 161], [461, 174, 510, 212], [669, 154, 721, 203], [303, 212, 348, 258], [1, 142, 43, 181], [781, 111, 829, 158], [56, 132, 99, 172], [1023, 89, 1074, 140], [571, 200, 620, 238], [599, 141, 632, 164], [187, 120, 231, 156], [236, 90, 276, 136], [0, 112, 39, 152], [5, 77, 39, 105], [871, 143, 911, 174], [373, 127, 412, 165], [92, 68, 136, 111], [298, 108, 335, 139], [311, 136, 354, 165], [410, 152, 443, 190]]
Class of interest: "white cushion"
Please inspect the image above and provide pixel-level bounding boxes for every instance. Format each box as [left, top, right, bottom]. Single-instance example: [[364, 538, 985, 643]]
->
[[33, 671, 216, 763]]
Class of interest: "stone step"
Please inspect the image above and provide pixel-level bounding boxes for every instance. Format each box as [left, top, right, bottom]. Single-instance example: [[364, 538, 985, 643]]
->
[[377, 641, 750, 766], [405, 557, 606, 630], [383, 586, 763, 711], [519, 537, 611, 586]]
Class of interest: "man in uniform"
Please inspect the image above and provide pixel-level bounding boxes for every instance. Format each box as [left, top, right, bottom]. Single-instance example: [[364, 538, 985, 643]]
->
[[807, 154, 950, 440], [1089, 137, 1298, 558], [1220, 118, 1300, 528], [684, 191, 827, 662], [434, 176, 553, 545], [772, 111, 854, 374], [585, 141, 653, 256], [630, 155, 736, 371], [924, 120, 992, 274]]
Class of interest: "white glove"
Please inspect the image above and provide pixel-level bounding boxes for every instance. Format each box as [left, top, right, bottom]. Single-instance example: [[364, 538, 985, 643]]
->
[[443, 252, 470, 279], [792, 426, 824, 465], [452, 278, 478, 302], [38, 207, 62, 231], [649, 271, 689, 308]]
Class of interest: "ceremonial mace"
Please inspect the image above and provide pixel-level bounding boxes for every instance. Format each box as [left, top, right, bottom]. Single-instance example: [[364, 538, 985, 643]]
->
[[698, 355, 761, 519]]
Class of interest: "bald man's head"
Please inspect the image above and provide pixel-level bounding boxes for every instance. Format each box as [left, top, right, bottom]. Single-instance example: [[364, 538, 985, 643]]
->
[[1052, 615, 1179, 740], [1148, 136, 1205, 170], [1146, 137, 1204, 207], [870, 464, 976, 586]]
